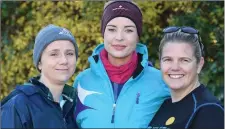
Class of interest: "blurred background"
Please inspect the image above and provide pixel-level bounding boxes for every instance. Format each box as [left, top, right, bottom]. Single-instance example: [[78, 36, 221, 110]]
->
[[1, 1, 224, 103]]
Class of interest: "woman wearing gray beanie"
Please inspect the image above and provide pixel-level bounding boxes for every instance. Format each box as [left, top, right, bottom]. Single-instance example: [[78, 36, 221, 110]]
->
[[1, 24, 78, 128], [73, 0, 170, 128]]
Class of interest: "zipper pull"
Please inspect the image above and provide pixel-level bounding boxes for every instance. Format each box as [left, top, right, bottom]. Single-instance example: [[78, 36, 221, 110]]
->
[[111, 104, 116, 123], [63, 118, 67, 128], [136, 92, 140, 104]]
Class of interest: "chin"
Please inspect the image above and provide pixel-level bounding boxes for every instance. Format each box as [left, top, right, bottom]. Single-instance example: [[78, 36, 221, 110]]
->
[[114, 53, 131, 59], [169, 84, 184, 91], [110, 52, 124, 57], [56, 76, 70, 83]]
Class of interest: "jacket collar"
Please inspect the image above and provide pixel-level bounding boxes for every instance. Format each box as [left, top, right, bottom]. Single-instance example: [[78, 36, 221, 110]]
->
[[20, 76, 76, 103], [88, 43, 149, 79]]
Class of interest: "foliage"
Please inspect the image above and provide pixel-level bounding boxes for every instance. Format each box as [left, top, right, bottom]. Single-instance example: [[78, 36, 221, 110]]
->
[[1, 1, 224, 103]]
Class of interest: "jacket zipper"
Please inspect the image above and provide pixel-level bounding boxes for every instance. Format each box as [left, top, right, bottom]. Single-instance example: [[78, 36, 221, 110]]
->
[[63, 117, 67, 128], [110, 81, 131, 124], [101, 75, 116, 124], [111, 103, 116, 123], [63, 101, 73, 127], [59, 106, 67, 128]]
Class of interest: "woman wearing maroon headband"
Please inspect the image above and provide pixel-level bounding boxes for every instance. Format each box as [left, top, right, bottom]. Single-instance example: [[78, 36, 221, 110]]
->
[[73, 0, 170, 128]]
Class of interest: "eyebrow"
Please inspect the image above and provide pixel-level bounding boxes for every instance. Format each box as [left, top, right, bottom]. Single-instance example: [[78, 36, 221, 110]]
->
[[161, 56, 170, 60], [161, 56, 192, 60], [124, 25, 136, 28], [106, 25, 136, 28], [47, 49, 75, 52]]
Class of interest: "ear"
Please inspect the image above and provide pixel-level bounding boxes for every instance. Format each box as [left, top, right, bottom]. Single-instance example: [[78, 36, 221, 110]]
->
[[38, 62, 42, 71], [197, 57, 204, 74]]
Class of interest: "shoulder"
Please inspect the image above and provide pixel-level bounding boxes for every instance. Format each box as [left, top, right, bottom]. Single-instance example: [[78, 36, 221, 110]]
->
[[143, 64, 162, 78], [75, 68, 93, 81], [194, 85, 222, 105], [190, 104, 224, 129], [1, 92, 26, 128], [196, 98, 224, 115], [140, 66, 170, 97], [144, 66, 168, 88], [1, 88, 36, 128], [2, 85, 40, 109], [1, 90, 29, 110], [145, 66, 161, 76], [198, 103, 224, 113], [73, 68, 94, 88]]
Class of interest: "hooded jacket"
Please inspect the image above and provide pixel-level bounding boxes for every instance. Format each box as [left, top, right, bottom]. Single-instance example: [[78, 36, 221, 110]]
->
[[1, 76, 77, 128], [73, 43, 170, 128]]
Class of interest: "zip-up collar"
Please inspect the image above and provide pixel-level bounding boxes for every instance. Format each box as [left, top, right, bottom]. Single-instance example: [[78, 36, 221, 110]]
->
[[88, 43, 149, 79], [25, 76, 76, 103]]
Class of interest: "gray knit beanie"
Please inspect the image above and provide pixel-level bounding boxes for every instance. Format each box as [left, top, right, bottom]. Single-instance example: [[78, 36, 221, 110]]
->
[[33, 24, 78, 72]]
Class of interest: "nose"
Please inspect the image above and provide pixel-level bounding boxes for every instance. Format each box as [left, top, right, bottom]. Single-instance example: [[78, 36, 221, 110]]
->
[[59, 54, 68, 65], [171, 61, 180, 71], [115, 30, 124, 41]]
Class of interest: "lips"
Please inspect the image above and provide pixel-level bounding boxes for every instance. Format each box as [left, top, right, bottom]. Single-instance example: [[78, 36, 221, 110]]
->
[[168, 74, 184, 79], [56, 69, 68, 71], [112, 45, 126, 51]]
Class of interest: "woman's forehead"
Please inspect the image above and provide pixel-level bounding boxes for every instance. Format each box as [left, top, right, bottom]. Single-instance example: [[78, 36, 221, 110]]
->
[[162, 42, 195, 56], [107, 17, 135, 26]]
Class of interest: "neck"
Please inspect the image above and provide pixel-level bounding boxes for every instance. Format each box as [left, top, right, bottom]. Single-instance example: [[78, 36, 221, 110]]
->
[[39, 75, 64, 102], [108, 53, 133, 67], [171, 79, 200, 103]]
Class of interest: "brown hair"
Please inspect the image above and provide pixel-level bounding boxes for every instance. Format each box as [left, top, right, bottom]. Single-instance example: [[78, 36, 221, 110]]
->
[[159, 31, 203, 63]]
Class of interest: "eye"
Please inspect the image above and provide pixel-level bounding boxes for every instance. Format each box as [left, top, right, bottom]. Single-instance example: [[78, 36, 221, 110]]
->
[[162, 58, 172, 62], [50, 53, 58, 56], [181, 58, 190, 63], [67, 52, 74, 56], [107, 28, 116, 32], [125, 29, 134, 33]]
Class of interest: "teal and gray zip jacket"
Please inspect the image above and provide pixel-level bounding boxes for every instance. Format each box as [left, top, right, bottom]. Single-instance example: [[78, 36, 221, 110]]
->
[[73, 43, 170, 128]]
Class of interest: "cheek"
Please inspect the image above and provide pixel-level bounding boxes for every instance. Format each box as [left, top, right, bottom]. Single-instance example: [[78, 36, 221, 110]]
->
[[104, 43, 110, 53], [104, 33, 114, 43], [42, 62, 54, 70], [131, 42, 137, 48], [186, 67, 198, 79], [127, 36, 138, 47], [125, 40, 137, 51], [40, 55, 54, 66], [71, 59, 77, 66], [69, 58, 77, 66], [184, 64, 198, 74], [160, 63, 170, 73], [126, 33, 138, 41], [103, 38, 112, 49], [70, 66, 76, 74]]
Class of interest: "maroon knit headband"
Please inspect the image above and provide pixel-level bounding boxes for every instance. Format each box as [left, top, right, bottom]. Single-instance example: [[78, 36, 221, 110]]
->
[[101, 0, 142, 37]]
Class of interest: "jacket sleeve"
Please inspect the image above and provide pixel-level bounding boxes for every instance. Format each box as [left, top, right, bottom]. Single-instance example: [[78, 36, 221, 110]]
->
[[190, 104, 224, 129], [1, 101, 24, 128]]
